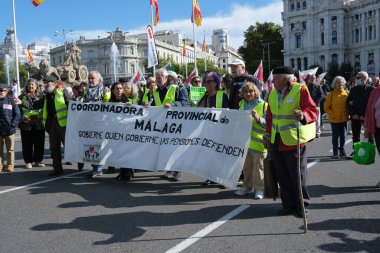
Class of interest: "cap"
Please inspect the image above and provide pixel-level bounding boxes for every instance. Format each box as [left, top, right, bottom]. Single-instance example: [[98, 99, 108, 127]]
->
[[228, 59, 245, 68], [272, 66, 295, 75], [43, 75, 58, 82], [0, 83, 9, 89], [118, 77, 130, 83]]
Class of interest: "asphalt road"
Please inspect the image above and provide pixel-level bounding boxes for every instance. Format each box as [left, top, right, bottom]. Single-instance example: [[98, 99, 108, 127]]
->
[[1, 122, 379, 253]]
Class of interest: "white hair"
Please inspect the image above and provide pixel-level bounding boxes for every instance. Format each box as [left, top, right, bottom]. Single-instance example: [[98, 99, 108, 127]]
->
[[357, 71, 369, 80], [331, 76, 346, 89], [89, 70, 103, 83], [155, 68, 168, 77]]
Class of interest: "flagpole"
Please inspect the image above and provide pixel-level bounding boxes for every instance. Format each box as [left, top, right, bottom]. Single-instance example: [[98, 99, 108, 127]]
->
[[150, 4, 156, 74], [11, 0, 20, 96], [203, 30, 206, 74], [192, 2, 197, 71]]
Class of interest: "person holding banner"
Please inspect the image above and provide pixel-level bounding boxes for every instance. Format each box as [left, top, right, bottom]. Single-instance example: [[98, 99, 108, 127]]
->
[[105, 82, 135, 181], [189, 76, 206, 107], [197, 72, 229, 186], [15, 76, 68, 176], [235, 82, 267, 199], [264, 66, 317, 217], [141, 77, 156, 105], [151, 68, 190, 181], [123, 81, 139, 105], [84, 71, 111, 178]]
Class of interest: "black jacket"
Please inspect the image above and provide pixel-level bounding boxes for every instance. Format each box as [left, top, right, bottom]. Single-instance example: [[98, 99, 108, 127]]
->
[[0, 96, 21, 136], [346, 84, 374, 117]]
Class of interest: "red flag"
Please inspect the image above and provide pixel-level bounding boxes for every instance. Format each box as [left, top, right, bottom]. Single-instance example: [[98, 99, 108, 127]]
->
[[253, 60, 263, 82], [202, 35, 207, 52], [191, 0, 202, 27], [264, 70, 273, 94], [150, 0, 159, 26], [26, 48, 34, 62], [185, 67, 198, 84], [182, 40, 186, 56], [32, 0, 45, 7]]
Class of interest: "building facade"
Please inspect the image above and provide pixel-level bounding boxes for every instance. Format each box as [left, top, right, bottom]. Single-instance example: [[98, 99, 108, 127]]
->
[[282, 0, 380, 76], [49, 28, 243, 83]]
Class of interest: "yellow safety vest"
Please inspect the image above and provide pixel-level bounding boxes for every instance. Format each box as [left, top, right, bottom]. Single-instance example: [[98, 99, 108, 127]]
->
[[239, 100, 267, 152], [268, 82, 316, 145], [43, 89, 67, 127], [21, 96, 41, 117], [215, 91, 224, 108], [153, 85, 178, 106]]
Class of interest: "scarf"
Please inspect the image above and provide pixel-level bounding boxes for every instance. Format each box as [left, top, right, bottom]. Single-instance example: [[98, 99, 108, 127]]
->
[[86, 83, 104, 101]]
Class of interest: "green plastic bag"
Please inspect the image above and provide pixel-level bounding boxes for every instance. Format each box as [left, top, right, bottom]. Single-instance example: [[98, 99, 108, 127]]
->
[[353, 141, 376, 165]]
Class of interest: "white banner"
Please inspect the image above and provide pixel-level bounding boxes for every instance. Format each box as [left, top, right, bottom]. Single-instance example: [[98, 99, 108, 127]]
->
[[64, 101, 252, 189], [147, 25, 158, 68]]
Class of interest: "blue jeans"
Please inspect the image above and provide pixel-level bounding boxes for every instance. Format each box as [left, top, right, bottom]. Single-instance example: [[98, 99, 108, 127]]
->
[[92, 164, 102, 173], [331, 122, 347, 152]]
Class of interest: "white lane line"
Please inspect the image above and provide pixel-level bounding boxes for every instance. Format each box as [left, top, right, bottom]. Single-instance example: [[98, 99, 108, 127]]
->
[[165, 204, 250, 253], [0, 170, 89, 195]]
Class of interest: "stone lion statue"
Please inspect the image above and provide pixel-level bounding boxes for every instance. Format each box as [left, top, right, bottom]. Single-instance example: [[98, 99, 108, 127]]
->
[[39, 59, 61, 81]]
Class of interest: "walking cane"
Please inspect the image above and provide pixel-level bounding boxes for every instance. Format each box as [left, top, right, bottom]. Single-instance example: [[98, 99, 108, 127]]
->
[[296, 121, 308, 233]]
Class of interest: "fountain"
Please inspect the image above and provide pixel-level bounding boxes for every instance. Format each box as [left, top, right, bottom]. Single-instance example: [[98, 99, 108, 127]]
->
[[4, 54, 12, 86], [110, 42, 120, 83]]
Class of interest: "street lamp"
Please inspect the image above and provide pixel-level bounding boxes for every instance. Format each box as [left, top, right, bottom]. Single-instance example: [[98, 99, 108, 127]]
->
[[54, 29, 74, 54], [262, 42, 276, 71]]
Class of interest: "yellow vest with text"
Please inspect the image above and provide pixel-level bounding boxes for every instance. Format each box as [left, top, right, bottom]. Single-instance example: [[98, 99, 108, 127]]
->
[[153, 85, 178, 106], [239, 100, 267, 152], [42, 89, 67, 127], [215, 91, 224, 108], [268, 83, 316, 145], [21, 96, 41, 117]]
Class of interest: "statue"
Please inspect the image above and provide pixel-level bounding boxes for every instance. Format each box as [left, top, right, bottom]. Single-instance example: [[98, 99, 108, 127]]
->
[[25, 60, 61, 81], [56, 42, 88, 83]]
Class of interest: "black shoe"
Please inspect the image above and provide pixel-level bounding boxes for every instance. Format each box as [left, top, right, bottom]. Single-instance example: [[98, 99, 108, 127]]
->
[[339, 150, 347, 158], [294, 208, 309, 218], [48, 170, 63, 176], [65, 162, 73, 165], [276, 208, 294, 216], [201, 180, 217, 186], [116, 172, 131, 181], [78, 163, 84, 171], [106, 167, 116, 174]]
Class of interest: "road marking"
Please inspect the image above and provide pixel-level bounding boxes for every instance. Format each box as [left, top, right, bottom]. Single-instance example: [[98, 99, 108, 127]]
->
[[165, 204, 250, 253], [0, 170, 89, 195]]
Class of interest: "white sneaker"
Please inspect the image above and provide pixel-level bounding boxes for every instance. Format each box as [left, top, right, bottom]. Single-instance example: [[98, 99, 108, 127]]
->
[[25, 163, 32, 169], [173, 172, 182, 181], [234, 187, 254, 196], [254, 191, 264, 199]]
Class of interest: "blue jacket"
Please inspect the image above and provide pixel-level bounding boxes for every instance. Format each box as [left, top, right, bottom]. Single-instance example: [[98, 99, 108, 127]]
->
[[0, 95, 21, 136]]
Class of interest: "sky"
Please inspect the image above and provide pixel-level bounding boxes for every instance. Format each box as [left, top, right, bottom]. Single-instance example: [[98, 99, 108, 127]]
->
[[1, 0, 282, 50]]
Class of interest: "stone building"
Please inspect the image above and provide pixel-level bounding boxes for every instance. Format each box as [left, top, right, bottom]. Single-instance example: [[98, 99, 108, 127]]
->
[[282, 0, 380, 76], [49, 27, 242, 83]]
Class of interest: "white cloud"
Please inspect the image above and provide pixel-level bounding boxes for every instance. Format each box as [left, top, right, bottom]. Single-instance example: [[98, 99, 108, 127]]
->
[[33, 1, 283, 50]]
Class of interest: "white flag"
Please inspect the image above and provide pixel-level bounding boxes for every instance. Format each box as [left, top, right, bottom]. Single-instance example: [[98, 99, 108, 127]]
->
[[316, 72, 327, 85], [147, 25, 158, 68], [130, 66, 146, 84], [185, 67, 198, 84], [299, 67, 319, 83]]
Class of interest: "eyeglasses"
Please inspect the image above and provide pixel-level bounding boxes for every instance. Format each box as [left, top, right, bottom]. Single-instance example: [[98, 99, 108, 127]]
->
[[194, 80, 201, 83], [205, 79, 214, 84]]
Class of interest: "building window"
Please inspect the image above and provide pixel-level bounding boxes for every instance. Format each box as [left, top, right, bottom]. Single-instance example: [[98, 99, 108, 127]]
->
[[296, 1, 301, 10], [332, 31, 337, 44], [130, 47, 134, 55], [332, 54, 338, 63], [303, 21, 307, 29], [52, 57, 56, 65], [368, 52, 374, 64], [223, 59, 226, 63], [302, 1, 307, 9], [88, 65, 95, 71], [223, 64, 226, 69], [369, 26, 373, 40], [321, 32, 325, 45], [320, 55, 325, 69], [290, 58, 295, 68], [355, 29, 359, 43], [59, 56, 62, 63], [303, 57, 308, 70], [131, 63, 135, 74], [291, 2, 295, 11], [295, 34, 302, 48], [104, 64, 109, 75], [143, 50, 148, 57], [87, 49, 94, 58], [320, 18, 324, 25], [297, 58, 302, 70], [291, 23, 294, 30]]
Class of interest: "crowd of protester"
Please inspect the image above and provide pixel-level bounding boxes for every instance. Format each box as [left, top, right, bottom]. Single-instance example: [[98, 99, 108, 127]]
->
[[1, 60, 380, 217]]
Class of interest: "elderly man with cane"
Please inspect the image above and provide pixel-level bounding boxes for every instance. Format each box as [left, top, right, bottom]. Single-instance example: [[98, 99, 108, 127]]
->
[[264, 67, 317, 229]]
